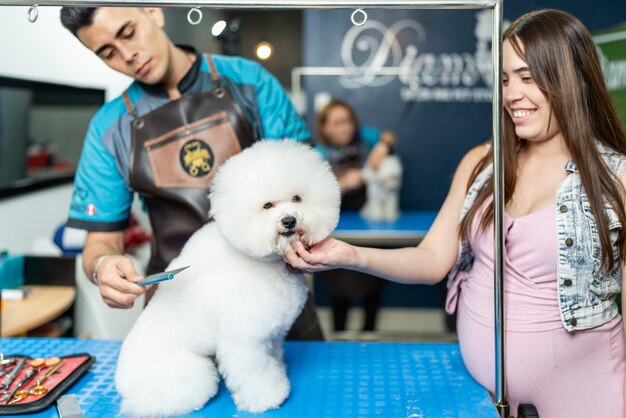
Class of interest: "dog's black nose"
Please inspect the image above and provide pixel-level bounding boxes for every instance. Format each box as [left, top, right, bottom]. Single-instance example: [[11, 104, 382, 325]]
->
[[281, 216, 297, 229]]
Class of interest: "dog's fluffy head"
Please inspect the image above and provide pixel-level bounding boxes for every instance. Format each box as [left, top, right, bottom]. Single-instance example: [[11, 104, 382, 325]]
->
[[209, 140, 341, 260]]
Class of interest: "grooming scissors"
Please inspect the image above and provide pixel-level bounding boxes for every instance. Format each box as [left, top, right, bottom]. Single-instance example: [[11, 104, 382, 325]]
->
[[0, 357, 25, 391], [3, 367, 37, 404], [0, 358, 17, 378], [136, 266, 190, 286]]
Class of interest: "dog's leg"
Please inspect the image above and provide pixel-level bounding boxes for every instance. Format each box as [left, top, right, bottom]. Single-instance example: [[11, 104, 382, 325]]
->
[[360, 201, 373, 220], [384, 193, 399, 222], [117, 342, 219, 416], [372, 195, 384, 220], [270, 335, 290, 380], [217, 338, 290, 413], [116, 315, 219, 416]]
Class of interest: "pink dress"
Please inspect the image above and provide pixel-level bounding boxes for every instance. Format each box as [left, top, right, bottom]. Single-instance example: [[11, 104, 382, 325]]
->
[[455, 203, 624, 417]]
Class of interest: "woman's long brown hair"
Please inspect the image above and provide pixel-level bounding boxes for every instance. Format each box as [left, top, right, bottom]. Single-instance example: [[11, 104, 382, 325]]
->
[[460, 9, 626, 272]]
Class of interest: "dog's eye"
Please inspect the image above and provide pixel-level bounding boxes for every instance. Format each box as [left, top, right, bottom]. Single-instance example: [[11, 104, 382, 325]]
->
[[292, 195, 302, 203], [263, 202, 274, 209]]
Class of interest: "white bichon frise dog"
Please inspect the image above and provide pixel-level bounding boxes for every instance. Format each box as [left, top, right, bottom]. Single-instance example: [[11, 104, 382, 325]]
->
[[115, 140, 340, 416], [360, 155, 403, 222]]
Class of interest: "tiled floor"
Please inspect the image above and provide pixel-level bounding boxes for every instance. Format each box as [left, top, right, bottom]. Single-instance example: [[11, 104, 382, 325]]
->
[[317, 307, 458, 342]]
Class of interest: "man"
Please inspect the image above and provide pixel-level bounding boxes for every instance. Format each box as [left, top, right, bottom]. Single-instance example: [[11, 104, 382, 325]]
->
[[61, 7, 322, 339]]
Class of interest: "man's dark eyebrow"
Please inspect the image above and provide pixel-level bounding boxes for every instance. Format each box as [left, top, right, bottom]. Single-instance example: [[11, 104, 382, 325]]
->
[[94, 21, 132, 56]]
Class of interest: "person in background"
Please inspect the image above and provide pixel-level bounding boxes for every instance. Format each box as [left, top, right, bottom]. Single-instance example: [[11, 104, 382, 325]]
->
[[287, 9, 626, 417], [60, 7, 322, 340], [316, 99, 396, 210], [314, 99, 397, 332]]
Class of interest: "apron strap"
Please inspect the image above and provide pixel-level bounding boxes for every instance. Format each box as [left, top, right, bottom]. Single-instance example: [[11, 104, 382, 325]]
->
[[204, 54, 221, 84], [122, 90, 137, 118], [122, 54, 220, 117]]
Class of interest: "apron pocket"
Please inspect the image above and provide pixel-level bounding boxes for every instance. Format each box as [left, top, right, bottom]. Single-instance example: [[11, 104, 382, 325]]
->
[[143, 111, 241, 188]]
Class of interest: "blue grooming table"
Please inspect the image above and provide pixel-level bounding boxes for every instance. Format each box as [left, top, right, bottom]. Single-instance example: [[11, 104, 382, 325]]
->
[[333, 211, 437, 247], [0, 338, 497, 417]]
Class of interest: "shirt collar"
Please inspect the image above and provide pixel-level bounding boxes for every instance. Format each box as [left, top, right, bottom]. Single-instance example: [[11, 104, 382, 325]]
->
[[564, 139, 619, 173], [138, 44, 201, 97]]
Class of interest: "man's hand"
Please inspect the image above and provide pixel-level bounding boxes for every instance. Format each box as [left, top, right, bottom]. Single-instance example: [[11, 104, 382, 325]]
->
[[94, 255, 150, 309]]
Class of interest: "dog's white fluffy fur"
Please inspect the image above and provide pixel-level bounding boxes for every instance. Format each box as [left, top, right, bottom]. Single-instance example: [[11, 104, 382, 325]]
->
[[360, 155, 403, 222], [115, 140, 340, 416]]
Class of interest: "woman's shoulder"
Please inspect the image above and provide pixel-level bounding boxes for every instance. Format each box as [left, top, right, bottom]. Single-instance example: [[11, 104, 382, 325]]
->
[[595, 140, 626, 174], [444, 142, 493, 197], [458, 142, 492, 174], [596, 140, 626, 159]]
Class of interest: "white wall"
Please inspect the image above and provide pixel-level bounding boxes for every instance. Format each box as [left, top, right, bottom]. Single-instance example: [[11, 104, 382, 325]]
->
[[0, 6, 131, 100], [0, 184, 73, 254], [0, 6, 131, 255]]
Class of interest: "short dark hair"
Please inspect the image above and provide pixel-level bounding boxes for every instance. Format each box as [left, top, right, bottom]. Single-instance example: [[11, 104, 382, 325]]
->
[[60, 7, 98, 37]]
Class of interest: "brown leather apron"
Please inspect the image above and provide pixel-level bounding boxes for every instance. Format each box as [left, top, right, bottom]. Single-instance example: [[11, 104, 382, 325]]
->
[[124, 54, 323, 340], [126, 55, 252, 275]]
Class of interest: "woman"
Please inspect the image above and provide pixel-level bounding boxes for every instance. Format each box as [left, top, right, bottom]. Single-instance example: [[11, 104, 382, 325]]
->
[[287, 10, 626, 417], [315, 99, 396, 210]]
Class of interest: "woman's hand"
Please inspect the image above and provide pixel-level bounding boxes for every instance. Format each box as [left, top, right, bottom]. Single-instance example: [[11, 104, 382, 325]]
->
[[284, 238, 358, 272], [367, 131, 396, 171], [367, 142, 389, 171], [338, 168, 364, 191]]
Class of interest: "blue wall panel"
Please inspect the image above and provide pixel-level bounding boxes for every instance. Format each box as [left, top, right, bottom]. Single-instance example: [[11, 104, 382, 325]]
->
[[303, 2, 626, 211]]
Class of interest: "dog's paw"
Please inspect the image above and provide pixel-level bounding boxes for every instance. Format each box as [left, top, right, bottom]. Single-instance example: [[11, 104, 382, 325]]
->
[[119, 370, 219, 417], [120, 395, 199, 418], [231, 368, 290, 413], [117, 350, 219, 417]]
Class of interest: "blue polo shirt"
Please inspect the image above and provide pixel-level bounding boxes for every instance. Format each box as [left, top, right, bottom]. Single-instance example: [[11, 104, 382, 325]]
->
[[67, 49, 310, 232]]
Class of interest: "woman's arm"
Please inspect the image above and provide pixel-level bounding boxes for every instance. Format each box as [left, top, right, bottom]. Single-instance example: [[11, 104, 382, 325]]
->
[[337, 168, 364, 191], [285, 144, 489, 285], [366, 130, 397, 171]]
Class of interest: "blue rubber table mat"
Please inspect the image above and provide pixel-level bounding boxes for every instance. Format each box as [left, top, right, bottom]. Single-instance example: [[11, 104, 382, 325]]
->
[[0, 338, 497, 417], [335, 211, 437, 235]]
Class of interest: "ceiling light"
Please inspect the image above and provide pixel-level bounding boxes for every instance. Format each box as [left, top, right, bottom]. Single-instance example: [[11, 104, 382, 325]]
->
[[211, 20, 227, 37], [255, 42, 273, 60]]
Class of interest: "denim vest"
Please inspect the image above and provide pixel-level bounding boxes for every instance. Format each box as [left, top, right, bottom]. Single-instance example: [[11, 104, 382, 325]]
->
[[446, 142, 626, 332]]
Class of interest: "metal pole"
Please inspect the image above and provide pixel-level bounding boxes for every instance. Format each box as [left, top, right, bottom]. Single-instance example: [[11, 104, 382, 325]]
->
[[491, 1, 508, 417], [1, 0, 498, 7]]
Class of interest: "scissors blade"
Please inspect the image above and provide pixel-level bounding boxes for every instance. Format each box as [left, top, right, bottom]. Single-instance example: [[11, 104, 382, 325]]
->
[[136, 265, 190, 286], [4, 367, 37, 404], [167, 266, 190, 276], [0, 358, 25, 391]]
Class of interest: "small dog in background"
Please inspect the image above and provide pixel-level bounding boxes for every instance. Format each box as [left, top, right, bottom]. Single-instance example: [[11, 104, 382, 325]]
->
[[115, 140, 340, 416], [360, 155, 403, 222]]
